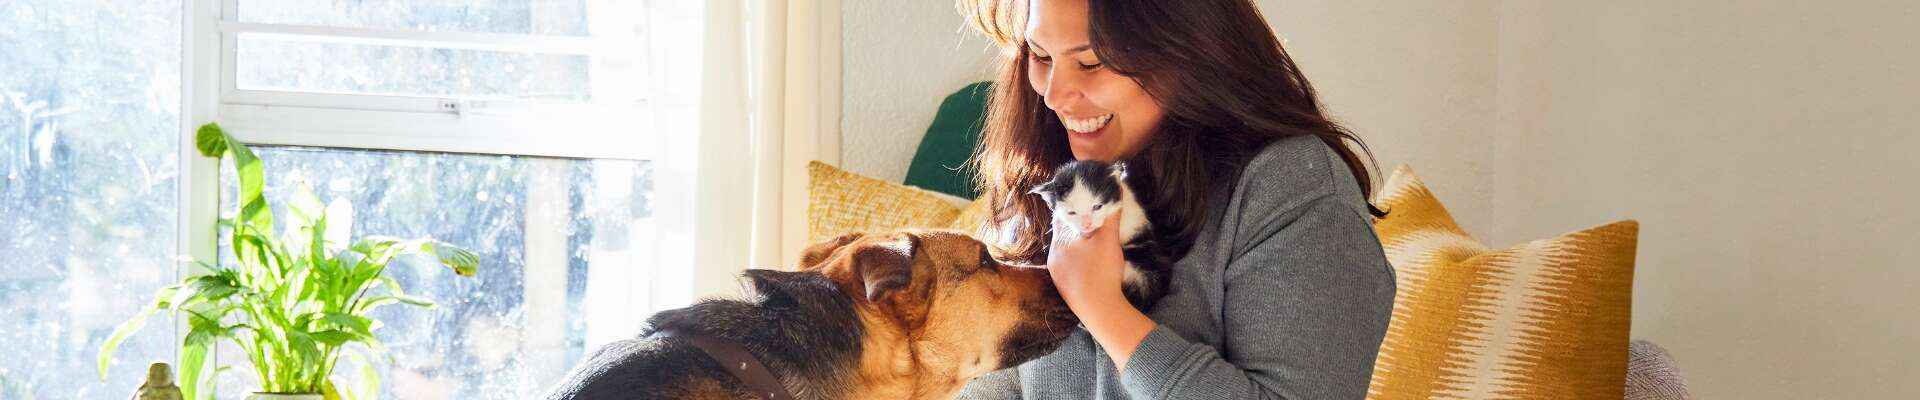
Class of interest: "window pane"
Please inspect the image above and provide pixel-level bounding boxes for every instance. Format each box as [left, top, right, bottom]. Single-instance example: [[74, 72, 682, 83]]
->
[[216, 146, 654, 399], [240, 0, 594, 37], [0, 0, 181, 397], [235, 34, 605, 102]]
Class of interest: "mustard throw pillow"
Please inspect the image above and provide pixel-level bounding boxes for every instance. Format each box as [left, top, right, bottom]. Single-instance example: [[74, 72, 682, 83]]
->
[[1369, 165, 1639, 400], [806, 161, 987, 244]]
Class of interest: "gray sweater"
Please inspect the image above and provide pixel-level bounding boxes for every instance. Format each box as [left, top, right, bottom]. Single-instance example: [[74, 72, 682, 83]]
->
[[959, 134, 1397, 399]]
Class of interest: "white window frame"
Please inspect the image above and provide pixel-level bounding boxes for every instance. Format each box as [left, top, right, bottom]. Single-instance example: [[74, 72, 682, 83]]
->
[[205, 0, 664, 162], [174, 0, 741, 363]]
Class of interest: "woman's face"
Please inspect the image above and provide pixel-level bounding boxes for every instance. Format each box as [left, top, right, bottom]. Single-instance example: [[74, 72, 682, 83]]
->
[[1025, 0, 1165, 162]]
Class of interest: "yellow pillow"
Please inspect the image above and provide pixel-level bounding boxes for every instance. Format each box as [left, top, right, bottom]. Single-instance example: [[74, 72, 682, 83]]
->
[[806, 161, 987, 244], [1368, 165, 1639, 400]]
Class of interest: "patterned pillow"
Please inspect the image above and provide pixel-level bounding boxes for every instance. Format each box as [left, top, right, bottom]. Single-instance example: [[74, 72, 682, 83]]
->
[[806, 161, 986, 245], [1368, 165, 1639, 400]]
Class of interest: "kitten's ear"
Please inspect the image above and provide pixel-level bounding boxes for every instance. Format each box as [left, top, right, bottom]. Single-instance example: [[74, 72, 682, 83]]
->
[[1111, 162, 1129, 180], [1028, 182, 1056, 202]]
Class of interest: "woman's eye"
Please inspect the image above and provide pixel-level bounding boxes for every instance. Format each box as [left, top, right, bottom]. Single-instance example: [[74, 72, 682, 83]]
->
[[1033, 55, 1053, 65], [1078, 62, 1103, 70]]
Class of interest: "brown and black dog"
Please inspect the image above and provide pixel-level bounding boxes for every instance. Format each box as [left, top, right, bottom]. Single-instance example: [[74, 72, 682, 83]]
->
[[543, 230, 1079, 400]]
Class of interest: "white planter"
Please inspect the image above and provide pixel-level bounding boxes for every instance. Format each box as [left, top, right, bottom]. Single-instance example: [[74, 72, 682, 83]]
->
[[245, 394, 322, 400]]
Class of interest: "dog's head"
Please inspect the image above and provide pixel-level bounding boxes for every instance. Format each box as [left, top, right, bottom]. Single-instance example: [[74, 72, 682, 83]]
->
[[798, 230, 1079, 378]]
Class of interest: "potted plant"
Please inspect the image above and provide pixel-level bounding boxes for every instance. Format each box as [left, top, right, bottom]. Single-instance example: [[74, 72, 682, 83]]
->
[[97, 123, 480, 400]]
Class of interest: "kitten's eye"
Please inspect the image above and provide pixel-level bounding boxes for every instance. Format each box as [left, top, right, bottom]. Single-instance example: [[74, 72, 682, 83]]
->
[[1067, 211, 1077, 215], [1092, 204, 1104, 211]]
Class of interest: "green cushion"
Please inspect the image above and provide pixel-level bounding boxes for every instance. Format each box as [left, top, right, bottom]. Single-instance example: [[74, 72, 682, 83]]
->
[[903, 81, 993, 199]]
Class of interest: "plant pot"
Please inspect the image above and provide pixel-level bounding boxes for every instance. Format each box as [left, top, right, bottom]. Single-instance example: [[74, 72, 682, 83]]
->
[[245, 394, 322, 400]]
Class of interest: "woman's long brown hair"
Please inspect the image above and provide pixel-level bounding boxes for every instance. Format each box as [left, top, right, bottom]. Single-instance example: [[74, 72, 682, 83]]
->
[[959, 0, 1384, 265]]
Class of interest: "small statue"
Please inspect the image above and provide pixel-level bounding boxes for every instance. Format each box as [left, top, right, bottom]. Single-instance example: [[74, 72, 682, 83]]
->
[[132, 363, 183, 400]]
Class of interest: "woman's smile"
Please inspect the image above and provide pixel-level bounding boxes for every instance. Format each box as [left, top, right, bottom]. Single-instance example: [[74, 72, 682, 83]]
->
[[1061, 113, 1112, 134], [1062, 112, 1113, 143]]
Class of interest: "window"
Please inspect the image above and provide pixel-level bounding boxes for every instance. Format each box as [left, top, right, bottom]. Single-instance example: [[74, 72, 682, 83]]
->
[[202, 1, 702, 398], [0, 0, 184, 397], [213, 147, 656, 398], [1, 0, 708, 398]]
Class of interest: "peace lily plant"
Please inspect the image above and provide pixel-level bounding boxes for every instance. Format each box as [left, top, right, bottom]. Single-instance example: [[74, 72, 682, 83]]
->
[[97, 123, 480, 400]]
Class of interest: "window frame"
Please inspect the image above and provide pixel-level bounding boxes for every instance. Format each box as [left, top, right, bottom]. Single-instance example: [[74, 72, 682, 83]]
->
[[173, 0, 732, 391], [206, 0, 663, 161]]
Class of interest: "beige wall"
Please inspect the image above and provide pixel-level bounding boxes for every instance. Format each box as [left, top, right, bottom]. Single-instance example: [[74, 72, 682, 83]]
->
[[841, 1, 1920, 397], [840, 0, 995, 182], [1493, 1, 1920, 398], [1256, 0, 1502, 240]]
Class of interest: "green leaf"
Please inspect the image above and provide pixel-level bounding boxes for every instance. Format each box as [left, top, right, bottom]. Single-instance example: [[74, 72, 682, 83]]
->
[[323, 379, 345, 400], [96, 307, 157, 380], [193, 123, 227, 157], [353, 349, 381, 400], [212, 123, 272, 236], [309, 330, 360, 347], [355, 295, 435, 314], [415, 240, 480, 277], [97, 284, 184, 380], [184, 273, 241, 303], [319, 313, 375, 337], [180, 333, 213, 400]]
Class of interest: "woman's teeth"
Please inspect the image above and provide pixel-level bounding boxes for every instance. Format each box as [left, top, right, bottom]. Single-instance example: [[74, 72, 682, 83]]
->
[[1063, 114, 1113, 134]]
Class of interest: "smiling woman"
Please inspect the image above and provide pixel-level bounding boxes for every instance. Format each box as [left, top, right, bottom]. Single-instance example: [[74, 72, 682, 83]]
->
[[956, 0, 1396, 399], [966, 0, 1384, 268]]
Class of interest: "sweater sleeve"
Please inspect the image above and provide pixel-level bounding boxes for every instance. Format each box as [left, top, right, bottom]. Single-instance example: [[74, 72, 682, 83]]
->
[[955, 366, 1022, 399], [1119, 191, 1397, 400]]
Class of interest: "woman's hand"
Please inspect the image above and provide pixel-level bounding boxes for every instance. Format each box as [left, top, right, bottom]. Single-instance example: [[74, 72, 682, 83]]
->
[[1046, 212, 1156, 371]]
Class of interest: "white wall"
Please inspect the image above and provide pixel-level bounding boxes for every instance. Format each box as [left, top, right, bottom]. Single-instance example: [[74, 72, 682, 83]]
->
[[1256, 0, 1501, 240], [839, 0, 996, 182], [1492, 1, 1920, 398]]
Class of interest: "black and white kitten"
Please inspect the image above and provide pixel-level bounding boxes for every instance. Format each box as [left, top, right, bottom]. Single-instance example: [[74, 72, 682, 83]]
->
[[1029, 160, 1169, 311]]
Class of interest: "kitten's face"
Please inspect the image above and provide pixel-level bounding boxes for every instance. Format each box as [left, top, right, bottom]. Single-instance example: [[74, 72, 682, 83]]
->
[[1046, 184, 1119, 238], [1031, 162, 1126, 239]]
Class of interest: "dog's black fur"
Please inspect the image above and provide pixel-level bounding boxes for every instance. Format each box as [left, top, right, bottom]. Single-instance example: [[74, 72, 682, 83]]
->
[[542, 269, 861, 400], [544, 230, 1079, 400]]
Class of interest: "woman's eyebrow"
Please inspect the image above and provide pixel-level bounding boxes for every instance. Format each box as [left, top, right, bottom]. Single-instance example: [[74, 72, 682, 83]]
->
[[1027, 40, 1093, 56]]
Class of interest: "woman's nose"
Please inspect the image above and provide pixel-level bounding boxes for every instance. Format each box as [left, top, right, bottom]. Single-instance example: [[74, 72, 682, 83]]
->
[[1041, 64, 1085, 111]]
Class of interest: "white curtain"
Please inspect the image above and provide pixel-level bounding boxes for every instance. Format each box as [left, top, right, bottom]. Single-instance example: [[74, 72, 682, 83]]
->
[[692, 0, 842, 300]]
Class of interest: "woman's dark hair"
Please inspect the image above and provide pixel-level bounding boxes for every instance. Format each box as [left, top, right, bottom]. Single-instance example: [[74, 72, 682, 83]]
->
[[958, 0, 1384, 265]]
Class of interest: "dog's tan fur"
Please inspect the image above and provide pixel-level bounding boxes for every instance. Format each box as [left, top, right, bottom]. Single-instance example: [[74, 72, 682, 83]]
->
[[798, 230, 1073, 400]]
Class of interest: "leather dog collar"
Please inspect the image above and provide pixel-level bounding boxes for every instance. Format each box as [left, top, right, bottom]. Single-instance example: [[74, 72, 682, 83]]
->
[[652, 328, 796, 400]]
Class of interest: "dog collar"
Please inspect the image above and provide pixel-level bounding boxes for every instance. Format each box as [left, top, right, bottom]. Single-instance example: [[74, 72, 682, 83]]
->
[[652, 328, 797, 400]]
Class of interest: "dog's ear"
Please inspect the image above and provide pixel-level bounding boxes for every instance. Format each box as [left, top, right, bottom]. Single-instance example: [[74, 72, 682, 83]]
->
[[741, 268, 802, 308], [797, 232, 866, 271], [848, 233, 918, 302]]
